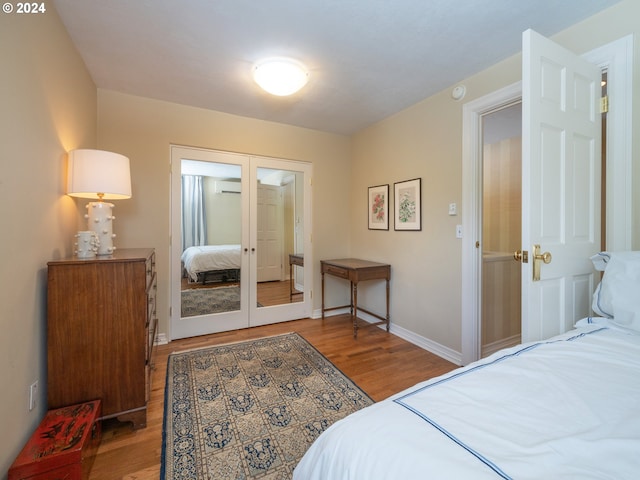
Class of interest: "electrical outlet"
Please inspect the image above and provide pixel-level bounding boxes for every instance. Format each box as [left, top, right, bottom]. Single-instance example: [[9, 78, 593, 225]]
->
[[29, 381, 38, 411], [448, 203, 457, 215]]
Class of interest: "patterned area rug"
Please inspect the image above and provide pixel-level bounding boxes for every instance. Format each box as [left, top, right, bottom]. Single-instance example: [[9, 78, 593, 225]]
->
[[161, 333, 374, 479], [181, 286, 240, 317]]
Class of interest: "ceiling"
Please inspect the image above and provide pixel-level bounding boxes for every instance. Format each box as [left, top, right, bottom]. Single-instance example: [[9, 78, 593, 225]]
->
[[53, 0, 619, 135]]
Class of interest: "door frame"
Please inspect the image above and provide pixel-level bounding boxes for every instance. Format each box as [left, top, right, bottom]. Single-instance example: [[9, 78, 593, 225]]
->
[[461, 82, 522, 365], [461, 35, 633, 365], [169, 145, 313, 341]]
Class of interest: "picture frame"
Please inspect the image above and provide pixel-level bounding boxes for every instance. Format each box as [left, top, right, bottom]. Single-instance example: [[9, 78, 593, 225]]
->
[[394, 178, 421, 231], [368, 184, 389, 230]]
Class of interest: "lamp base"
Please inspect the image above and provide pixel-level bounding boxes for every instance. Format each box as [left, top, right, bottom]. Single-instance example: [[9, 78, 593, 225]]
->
[[85, 201, 117, 255]]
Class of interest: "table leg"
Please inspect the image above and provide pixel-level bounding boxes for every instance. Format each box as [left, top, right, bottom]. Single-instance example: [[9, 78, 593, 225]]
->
[[352, 281, 358, 338], [321, 271, 325, 319], [349, 281, 353, 316], [289, 262, 293, 302], [386, 277, 390, 331]]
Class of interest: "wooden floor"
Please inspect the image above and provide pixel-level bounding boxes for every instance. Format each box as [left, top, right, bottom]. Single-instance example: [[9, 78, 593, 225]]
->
[[89, 315, 457, 479]]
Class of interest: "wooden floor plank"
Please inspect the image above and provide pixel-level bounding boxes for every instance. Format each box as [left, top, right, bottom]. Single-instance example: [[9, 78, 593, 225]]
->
[[89, 314, 456, 479]]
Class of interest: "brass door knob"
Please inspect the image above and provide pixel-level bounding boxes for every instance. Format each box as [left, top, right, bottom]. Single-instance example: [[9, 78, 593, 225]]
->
[[535, 250, 552, 264], [514, 250, 528, 263], [533, 244, 552, 281]]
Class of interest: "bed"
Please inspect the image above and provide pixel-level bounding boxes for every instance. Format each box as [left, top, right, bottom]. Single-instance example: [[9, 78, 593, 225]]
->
[[294, 251, 640, 479], [181, 244, 241, 284]]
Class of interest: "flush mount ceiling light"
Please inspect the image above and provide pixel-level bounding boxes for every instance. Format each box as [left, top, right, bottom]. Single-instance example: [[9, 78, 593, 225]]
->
[[253, 58, 309, 96]]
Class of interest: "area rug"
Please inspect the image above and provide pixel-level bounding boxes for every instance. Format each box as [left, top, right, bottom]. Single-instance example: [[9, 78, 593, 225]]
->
[[161, 333, 374, 479], [181, 286, 241, 317]]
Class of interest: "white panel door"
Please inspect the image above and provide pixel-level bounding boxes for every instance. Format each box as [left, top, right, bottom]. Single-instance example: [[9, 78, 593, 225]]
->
[[521, 29, 601, 342], [256, 184, 283, 282]]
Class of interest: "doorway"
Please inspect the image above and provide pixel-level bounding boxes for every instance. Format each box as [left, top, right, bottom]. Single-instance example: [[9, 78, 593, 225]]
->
[[169, 146, 313, 341], [481, 102, 522, 357], [462, 34, 632, 365]]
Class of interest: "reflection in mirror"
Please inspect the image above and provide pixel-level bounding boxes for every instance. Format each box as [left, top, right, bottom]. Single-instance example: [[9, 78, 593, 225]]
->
[[179, 161, 305, 318], [180, 159, 242, 318], [256, 167, 304, 308]]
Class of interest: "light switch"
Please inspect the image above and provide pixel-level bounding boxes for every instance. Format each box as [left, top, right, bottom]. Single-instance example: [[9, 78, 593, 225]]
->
[[456, 225, 463, 238], [449, 203, 457, 215]]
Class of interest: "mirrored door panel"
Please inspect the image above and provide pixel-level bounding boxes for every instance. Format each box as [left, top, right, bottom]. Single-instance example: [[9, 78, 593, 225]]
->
[[170, 147, 250, 340], [181, 159, 243, 317], [249, 157, 312, 328], [255, 167, 305, 309]]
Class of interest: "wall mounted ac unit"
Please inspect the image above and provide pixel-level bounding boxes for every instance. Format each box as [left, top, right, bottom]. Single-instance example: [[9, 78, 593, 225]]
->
[[214, 180, 241, 194]]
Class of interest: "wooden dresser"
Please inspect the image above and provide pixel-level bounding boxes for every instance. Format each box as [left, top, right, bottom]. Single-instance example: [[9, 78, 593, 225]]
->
[[47, 248, 157, 429]]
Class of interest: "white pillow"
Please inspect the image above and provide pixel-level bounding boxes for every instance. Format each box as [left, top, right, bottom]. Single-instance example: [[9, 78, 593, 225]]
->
[[590, 251, 610, 272], [591, 251, 640, 331]]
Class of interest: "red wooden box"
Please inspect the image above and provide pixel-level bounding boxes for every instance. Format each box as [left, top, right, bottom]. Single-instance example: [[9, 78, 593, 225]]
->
[[9, 400, 102, 480]]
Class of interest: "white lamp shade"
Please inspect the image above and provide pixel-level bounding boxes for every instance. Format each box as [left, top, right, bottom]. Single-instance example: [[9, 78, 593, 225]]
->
[[253, 58, 309, 96], [67, 149, 132, 199]]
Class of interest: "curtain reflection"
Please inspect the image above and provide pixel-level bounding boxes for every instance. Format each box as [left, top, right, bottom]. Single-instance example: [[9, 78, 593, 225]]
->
[[181, 175, 207, 250]]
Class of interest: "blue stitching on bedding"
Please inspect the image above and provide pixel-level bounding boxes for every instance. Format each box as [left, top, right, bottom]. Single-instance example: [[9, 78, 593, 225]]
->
[[398, 401, 513, 479], [393, 327, 607, 479], [402, 400, 512, 480]]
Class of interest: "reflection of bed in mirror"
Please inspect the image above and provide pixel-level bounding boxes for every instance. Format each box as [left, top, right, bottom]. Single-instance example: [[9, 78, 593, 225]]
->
[[178, 159, 307, 317], [181, 244, 241, 284]]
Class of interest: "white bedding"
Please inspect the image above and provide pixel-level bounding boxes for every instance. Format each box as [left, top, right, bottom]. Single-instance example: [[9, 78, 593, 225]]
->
[[294, 319, 640, 479], [181, 244, 241, 282]]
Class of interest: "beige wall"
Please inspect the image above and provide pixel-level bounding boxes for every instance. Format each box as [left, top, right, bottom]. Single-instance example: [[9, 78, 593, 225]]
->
[[0, 9, 97, 474], [97, 90, 352, 339], [351, 0, 639, 354], [350, 60, 521, 353]]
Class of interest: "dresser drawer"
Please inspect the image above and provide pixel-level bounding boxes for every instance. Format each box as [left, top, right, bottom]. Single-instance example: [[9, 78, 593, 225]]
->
[[146, 315, 157, 363], [146, 271, 158, 362], [146, 273, 157, 327], [145, 252, 156, 289]]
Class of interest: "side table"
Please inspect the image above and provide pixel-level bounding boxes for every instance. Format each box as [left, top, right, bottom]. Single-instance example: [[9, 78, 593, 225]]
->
[[321, 258, 390, 337]]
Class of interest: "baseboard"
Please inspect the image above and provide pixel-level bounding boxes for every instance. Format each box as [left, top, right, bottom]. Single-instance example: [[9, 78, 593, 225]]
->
[[312, 307, 463, 366], [481, 334, 520, 358], [159, 312, 462, 365]]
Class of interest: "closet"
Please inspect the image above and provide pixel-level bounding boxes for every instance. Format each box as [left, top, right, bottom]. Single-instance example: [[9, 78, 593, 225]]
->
[[170, 146, 312, 340]]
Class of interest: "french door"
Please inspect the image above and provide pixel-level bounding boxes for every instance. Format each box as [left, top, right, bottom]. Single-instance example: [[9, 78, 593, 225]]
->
[[169, 145, 312, 340]]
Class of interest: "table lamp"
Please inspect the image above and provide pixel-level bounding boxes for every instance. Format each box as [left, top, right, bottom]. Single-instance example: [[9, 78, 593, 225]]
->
[[67, 149, 132, 255]]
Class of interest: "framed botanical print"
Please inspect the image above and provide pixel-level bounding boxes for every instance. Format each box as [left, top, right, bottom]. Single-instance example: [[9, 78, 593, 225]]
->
[[368, 184, 389, 230], [394, 178, 421, 231]]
